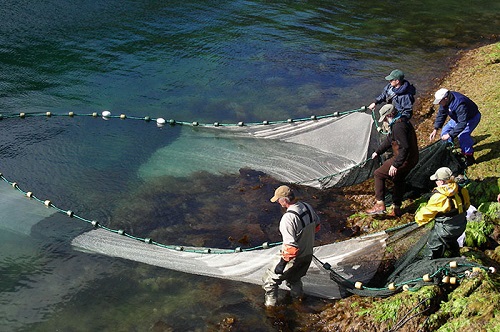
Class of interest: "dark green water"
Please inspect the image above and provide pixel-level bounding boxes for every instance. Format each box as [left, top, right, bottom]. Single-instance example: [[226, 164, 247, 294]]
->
[[0, 0, 498, 330]]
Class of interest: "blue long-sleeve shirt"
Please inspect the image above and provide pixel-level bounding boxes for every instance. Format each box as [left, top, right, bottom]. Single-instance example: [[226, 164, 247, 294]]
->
[[433, 91, 480, 139]]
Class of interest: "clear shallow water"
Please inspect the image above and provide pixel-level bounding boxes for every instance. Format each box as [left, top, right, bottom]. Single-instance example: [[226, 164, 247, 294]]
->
[[0, 0, 499, 330]]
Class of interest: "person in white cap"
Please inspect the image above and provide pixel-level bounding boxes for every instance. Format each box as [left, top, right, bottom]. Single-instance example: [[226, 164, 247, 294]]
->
[[368, 69, 416, 120], [262, 185, 320, 307], [430, 88, 481, 166], [415, 167, 470, 259]]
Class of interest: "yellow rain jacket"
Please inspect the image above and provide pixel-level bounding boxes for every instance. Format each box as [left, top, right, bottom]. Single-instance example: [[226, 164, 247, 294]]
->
[[415, 181, 470, 226]]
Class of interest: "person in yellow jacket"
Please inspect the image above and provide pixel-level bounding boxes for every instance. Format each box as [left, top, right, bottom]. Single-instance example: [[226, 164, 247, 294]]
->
[[415, 167, 470, 259]]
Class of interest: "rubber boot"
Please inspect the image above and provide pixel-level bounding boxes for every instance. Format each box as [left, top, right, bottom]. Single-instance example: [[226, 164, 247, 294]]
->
[[447, 241, 461, 258], [288, 281, 304, 300], [264, 289, 278, 307], [464, 153, 475, 166], [430, 248, 444, 260]]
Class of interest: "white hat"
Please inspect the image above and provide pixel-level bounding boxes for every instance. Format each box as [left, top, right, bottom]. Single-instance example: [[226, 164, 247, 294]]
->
[[433, 88, 449, 104]]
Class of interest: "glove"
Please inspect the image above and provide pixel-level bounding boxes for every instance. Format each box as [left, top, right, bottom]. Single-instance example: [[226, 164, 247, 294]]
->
[[274, 258, 287, 274]]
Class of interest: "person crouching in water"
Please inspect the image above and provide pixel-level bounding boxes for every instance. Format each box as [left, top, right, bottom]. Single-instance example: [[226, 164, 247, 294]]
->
[[262, 185, 320, 307], [415, 167, 470, 259], [366, 105, 419, 217]]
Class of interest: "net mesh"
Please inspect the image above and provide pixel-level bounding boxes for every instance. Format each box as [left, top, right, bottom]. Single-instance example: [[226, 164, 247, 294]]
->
[[405, 141, 467, 193]]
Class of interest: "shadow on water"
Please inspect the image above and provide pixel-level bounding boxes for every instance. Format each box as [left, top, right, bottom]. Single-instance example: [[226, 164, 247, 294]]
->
[[1, 163, 344, 331], [0, 116, 183, 214]]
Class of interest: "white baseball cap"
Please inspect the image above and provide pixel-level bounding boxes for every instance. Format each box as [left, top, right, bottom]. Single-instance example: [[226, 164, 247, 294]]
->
[[433, 88, 449, 104]]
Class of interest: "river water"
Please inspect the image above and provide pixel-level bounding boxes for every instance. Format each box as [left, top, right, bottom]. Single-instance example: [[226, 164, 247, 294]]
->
[[0, 1, 498, 331]]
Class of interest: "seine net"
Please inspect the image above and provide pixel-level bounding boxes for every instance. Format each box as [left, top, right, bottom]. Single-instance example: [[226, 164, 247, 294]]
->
[[0, 110, 474, 300]]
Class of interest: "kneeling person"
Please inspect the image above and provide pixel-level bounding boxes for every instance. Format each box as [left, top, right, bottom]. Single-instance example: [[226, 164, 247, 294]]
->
[[415, 167, 470, 259]]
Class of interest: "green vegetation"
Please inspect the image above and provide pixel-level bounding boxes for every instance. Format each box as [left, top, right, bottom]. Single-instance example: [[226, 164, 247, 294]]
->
[[465, 219, 494, 247], [479, 202, 500, 222], [484, 42, 500, 64], [425, 271, 500, 331], [358, 287, 437, 324], [467, 178, 500, 205]]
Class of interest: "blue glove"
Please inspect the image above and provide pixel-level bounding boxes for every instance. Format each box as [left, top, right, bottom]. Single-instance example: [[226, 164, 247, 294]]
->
[[274, 258, 287, 274]]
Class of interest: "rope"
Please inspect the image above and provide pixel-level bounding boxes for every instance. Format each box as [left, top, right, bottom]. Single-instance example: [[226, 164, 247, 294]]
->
[[0, 106, 368, 127], [294, 112, 467, 187], [3, 108, 455, 189], [1, 107, 491, 302], [0, 107, 371, 257], [2, 107, 382, 193], [0, 108, 464, 250], [370, 108, 389, 135], [1, 107, 377, 188]]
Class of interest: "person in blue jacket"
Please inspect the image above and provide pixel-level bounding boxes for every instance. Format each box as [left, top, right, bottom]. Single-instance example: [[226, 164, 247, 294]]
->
[[429, 88, 481, 165], [368, 69, 416, 120]]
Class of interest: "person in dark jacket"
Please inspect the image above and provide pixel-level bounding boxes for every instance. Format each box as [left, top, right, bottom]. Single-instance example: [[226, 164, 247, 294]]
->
[[366, 105, 419, 217], [415, 167, 470, 259], [368, 69, 416, 120], [429, 88, 481, 165]]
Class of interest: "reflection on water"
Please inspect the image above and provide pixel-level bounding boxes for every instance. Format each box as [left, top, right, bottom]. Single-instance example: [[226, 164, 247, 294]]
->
[[0, 0, 498, 330]]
